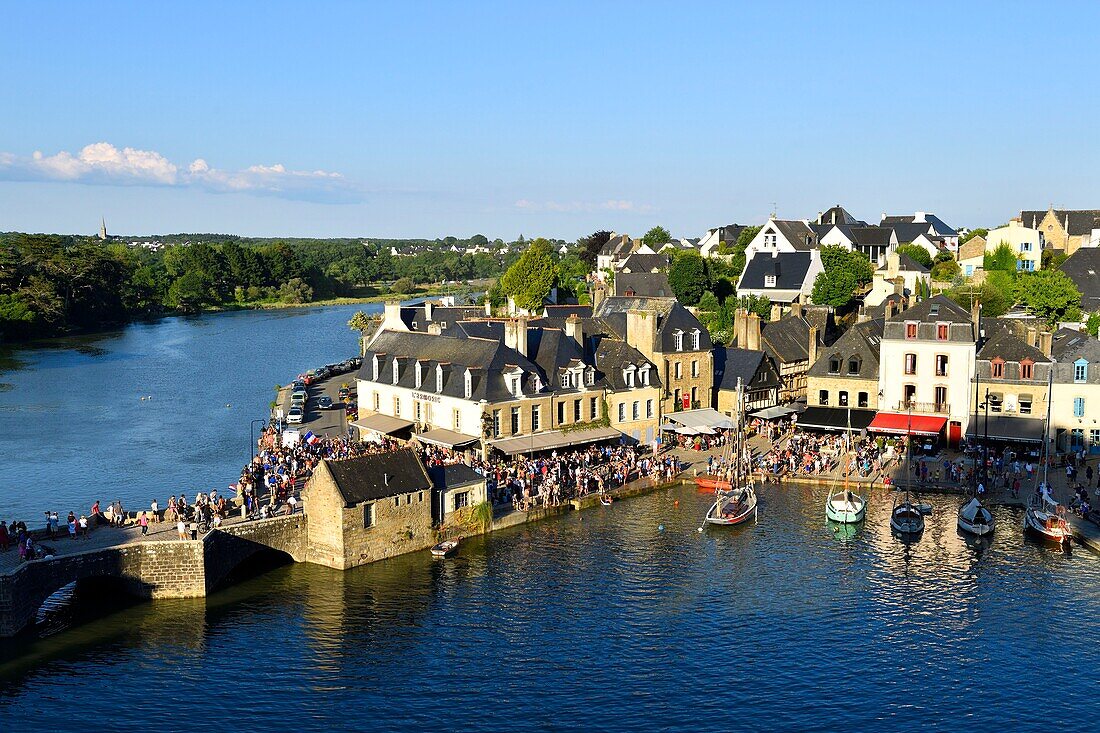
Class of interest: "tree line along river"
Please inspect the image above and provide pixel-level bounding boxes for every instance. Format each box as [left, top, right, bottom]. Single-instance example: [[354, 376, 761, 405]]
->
[[1, 304, 1099, 731]]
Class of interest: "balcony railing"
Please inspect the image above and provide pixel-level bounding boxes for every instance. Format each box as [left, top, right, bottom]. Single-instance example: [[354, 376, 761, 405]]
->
[[895, 401, 950, 414]]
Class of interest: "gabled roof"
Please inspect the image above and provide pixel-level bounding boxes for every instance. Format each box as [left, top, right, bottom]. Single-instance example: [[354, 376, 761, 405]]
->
[[1051, 327, 1100, 361], [615, 272, 673, 298], [850, 226, 893, 247], [761, 314, 818, 364], [958, 236, 986, 261], [808, 318, 883, 378], [882, 213, 958, 237], [592, 296, 711, 353], [885, 294, 971, 324], [895, 253, 930, 273], [772, 220, 817, 250], [713, 346, 780, 392], [426, 464, 485, 493], [323, 449, 432, 506], [740, 251, 814, 290], [593, 334, 661, 390], [619, 253, 671, 273], [1021, 209, 1100, 237], [816, 205, 867, 227], [599, 234, 635, 257], [1058, 247, 1100, 310], [977, 328, 1050, 363]]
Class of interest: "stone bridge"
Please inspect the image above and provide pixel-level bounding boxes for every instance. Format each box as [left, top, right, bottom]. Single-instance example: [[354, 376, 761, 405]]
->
[[0, 514, 307, 637]]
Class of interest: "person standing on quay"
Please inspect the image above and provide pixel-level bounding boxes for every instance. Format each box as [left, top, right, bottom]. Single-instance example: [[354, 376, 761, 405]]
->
[[79, 515, 89, 538], [138, 511, 149, 537], [150, 498, 159, 524], [177, 519, 186, 541]]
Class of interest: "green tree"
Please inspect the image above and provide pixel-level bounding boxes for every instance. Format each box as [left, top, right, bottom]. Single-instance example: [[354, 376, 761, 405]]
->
[[984, 242, 1017, 272], [667, 251, 707, 305], [167, 271, 213, 311], [931, 259, 960, 281], [1014, 270, 1081, 326], [641, 226, 672, 249], [961, 228, 988, 244], [576, 230, 611, 267], [391, 277, 415, 294], [895, 243, 933, 268], [278, 278, 314, 304], [1042, 249, 1069, 270], [500, 239, 557, 311], [811, 246, 873, 307], [737, 294, 772, 320], [1087, 313, 1100, 338]]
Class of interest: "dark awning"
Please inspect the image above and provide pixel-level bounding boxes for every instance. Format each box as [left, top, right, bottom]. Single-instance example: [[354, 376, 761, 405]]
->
[[796, 407, 875, 432], [413, 428, 479, 449], [489, 426, 622, 456], [965, 416, 1046, 443], [868, 413, 948, 436]]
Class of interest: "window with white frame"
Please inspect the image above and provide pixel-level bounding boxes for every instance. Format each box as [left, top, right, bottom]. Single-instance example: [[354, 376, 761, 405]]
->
[[560, 373, 570, 388], [585, 368, 595, 386], [372, 355, 381, 380], [674, 330, 684, 351], [392, 361, 400, 385], [640, 366, 650, 386], [464, 370, 473, 399], [436, 366, 444, 392], [691, 330, 700, 350], [414, 361, 423, 389]]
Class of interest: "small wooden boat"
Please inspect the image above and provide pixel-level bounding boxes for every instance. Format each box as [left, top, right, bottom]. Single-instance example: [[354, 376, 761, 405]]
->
[[957, 497, 995, 537], [431, 539, 459, 558], [694, 475, 730, 492], [704, 485, 757, 526]]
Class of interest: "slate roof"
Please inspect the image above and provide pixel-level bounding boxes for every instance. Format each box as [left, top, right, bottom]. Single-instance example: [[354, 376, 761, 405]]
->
[[760, 314, 818, 364], [426, 464, 485, 493], [593, 334, 662, 390], [773, 220, 818, 250], [977, 328, 1049, 363], [895, 253, 930, 273], [1051, 327, 1100, 361], [324, 449, 432, 506], [808, 318, 883, 379], [615, 272, 673, 298], [713, 346, 780, 392], [619, 253, 671, 273], [885, 294, 971, 324], [399, 304, 484, 332], [881, 213, 958, 237], [599, 234, 635, 257], [593, 296, 712, 353], [850, 226, 893, 246], [1058, 247, 1100, 311], [1021, 209, 1100, 237], [816, 205, 867, 227], [740, 252, 814, 290], [543, 304, 592, 319], [707, 224, 746, 242], [887, 221, 933, 243]]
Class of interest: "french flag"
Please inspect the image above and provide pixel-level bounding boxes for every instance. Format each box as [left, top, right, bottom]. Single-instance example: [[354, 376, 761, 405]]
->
[[304, 431, 320, 445]]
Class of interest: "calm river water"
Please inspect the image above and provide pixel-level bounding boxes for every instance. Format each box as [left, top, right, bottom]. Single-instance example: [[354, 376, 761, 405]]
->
[[2, 307, 1099, 730]]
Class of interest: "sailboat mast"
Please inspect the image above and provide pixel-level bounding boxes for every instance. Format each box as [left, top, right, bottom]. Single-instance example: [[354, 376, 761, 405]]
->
[[1041, 363, 1054, 490]]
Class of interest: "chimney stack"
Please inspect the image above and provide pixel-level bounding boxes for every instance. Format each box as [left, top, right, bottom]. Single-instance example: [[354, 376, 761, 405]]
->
[[427, 323, 442, 336], [893, 276, 905, 296], [484, 298, 493, 316], [383, 300, 407, 332], [1026, 326, 1039, 348], [592, 283, 607, 311], [770, 303, 782, 322], [625, 309, 658, 363], [746, 313, 762, 351], [423, 300, 433, 322], [808, 326, 819, 366], [791, 301, 803, 318], [1039, 331, 1053, 357], [504, 317, 529, 358], [565, 314, 585, 354]]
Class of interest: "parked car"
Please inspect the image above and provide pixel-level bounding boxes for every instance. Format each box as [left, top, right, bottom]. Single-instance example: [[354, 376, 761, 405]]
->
[[291, 389, 307, 406], [287, 406, 304, 424], [318, 395, 334, 410]]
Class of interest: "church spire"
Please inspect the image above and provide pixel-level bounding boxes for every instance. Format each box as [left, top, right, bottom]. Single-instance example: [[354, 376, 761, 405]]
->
[[98, 217, 107, 240]]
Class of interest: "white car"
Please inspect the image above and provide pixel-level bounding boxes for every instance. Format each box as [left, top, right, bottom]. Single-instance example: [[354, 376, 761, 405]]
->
[[287, 406, 304, 424]]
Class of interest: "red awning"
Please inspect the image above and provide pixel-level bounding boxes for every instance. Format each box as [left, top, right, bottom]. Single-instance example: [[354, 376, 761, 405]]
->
[[868, 413, 948, 436]]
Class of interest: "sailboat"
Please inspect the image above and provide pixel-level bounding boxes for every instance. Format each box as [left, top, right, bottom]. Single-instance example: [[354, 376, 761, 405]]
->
[[1022, 368, 1072, 547], [825, 408, 866, 523], [703, 377, 757, 527], [890, 414, 926, 538], [958, 366, 995, 537]]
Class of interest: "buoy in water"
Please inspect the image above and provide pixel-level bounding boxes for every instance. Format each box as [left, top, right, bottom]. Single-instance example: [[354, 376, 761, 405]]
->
[[658, 524, 665, 532]]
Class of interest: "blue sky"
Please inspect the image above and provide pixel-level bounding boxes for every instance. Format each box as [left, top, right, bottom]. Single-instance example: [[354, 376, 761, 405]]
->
[[2, 1, 1098, 240]]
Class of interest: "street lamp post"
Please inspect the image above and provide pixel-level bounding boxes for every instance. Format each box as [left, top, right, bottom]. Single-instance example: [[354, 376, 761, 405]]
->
[[250, 419, 267, 464]]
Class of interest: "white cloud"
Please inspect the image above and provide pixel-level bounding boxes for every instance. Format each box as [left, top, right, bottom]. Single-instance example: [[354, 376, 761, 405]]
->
[[0, 143, 361, 203], [513, 198, 652, 214]]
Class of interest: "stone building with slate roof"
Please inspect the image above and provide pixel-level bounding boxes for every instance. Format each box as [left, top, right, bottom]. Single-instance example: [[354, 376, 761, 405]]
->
[[806, 316, 884, 420], [736, 250, 824, 304], [1021, 207, 1100, 255], [304, 449, 435, 569], [969, 325, 1052, 446], [593, 295, 713, 414], [758, 304, 824, 402], [713, 345, 781, 417]]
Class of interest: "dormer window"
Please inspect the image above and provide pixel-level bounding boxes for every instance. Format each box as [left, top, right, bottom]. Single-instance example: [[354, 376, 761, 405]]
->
[[847, 356, 861, 375], [372, 355, 381, 380], [533, 375, 542, 392], [560, 373, 570, 389], [674, 330, 684, 351], [691, 329, 701, 350], [1075, 359, 1089, 383], [414, 361, 423, 389], [508, 372, 523, 397], [764, 274, 777, 288], [436, 365, 444, 392], [828, 355, 841, 374], [1020, 360, 1034, 380], [639, 365, 651, 386], [392, 359, 400, 385], [936, 323, 948, 341], [464, 370, 473, 399], [991, 358, 1005, 379], [624, 364, 636, 388], [905, 322, 918, 340], [585, 368, 595, 386]]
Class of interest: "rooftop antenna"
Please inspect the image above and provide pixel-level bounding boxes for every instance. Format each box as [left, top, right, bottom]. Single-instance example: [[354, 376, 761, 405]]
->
[[771, 202, 777, 218]]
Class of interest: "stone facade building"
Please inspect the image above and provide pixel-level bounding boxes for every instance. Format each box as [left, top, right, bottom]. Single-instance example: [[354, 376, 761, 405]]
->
[[304, 449, 435, 570], [1021, 207, 1100, 256]]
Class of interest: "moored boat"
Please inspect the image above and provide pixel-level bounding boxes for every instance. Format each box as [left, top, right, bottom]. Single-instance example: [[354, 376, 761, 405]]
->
[[694, 475, 731, 492], [958, 497, 995, 536], [890, 496, 926, 536], [826, 489, 866, 524], [705, 485, 758, 526], [1024, 491, 1072, 547], [431, 539, 459, 558]]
